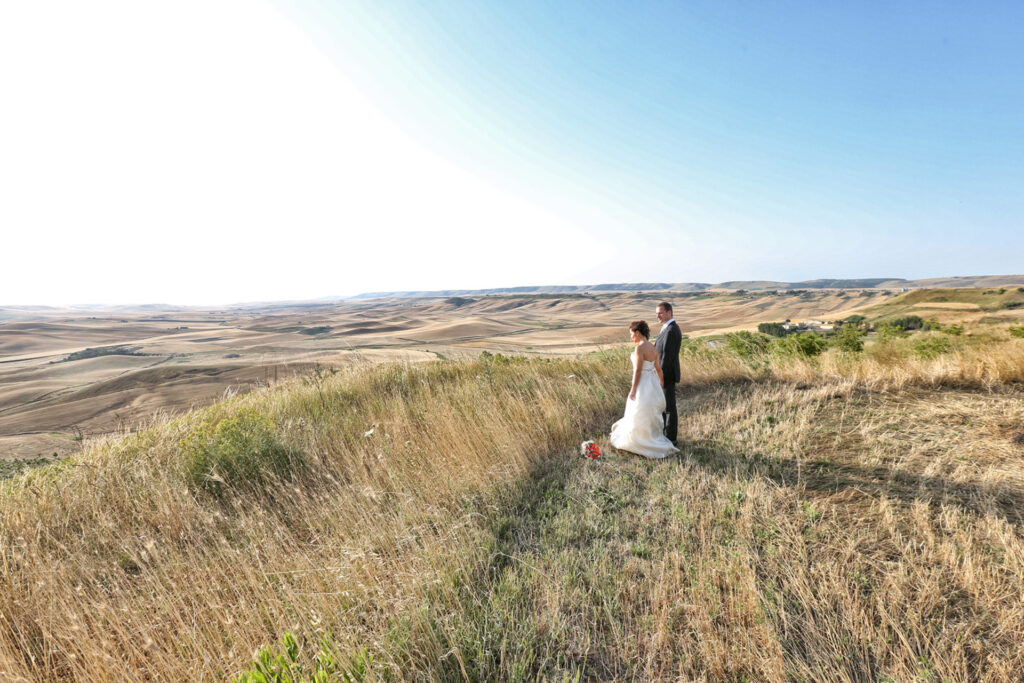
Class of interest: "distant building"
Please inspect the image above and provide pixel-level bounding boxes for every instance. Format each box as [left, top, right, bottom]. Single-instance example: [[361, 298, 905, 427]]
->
[[781, 320, 833, 332]]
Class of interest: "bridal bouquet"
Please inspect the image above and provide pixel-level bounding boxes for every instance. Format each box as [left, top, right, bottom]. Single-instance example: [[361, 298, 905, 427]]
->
[[580, 440, 602, 459]]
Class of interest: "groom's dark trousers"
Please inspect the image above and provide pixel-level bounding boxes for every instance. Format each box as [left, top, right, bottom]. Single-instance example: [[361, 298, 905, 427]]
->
[[656, 320, 682, 443]]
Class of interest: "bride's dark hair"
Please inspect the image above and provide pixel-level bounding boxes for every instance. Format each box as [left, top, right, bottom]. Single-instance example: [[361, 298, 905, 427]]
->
[[629, 320, 650, 339]]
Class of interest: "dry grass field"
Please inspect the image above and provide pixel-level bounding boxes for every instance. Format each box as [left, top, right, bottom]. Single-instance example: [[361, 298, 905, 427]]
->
[[1, 304, 1024, 680], [0, 290, 890, 461]]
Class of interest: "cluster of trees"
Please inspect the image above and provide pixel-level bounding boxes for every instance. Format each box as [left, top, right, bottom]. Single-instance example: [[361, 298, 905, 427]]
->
[[756, 322, 791, 337], [874, 316, 964, 338], [734, 312, 976, 358], [59, 346, 146, 363]]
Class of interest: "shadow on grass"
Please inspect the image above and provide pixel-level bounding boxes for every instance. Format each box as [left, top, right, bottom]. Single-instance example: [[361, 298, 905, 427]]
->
[[677, 419, 1024, 528], [671, 381, 1024, 525], [384, 453, 632, 682]]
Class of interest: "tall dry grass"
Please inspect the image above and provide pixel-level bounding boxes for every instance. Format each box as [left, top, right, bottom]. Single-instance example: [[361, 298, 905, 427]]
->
[[0, 337, 1023, 680], [0, 355, 625, 680]]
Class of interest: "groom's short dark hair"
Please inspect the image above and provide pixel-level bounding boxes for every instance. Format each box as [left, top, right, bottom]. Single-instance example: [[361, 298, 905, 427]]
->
[[658, 301, 673, 313]]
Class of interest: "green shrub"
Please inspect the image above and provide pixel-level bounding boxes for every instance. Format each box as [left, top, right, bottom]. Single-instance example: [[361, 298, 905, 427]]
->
[[921, 318, 942, 331], [178, 409, 301, 497], [0, 458, 53, 480], [912, 336, 953, 359], [479, 350, 524, 365], [679, 337, 711, 356], [771, 332, 828, 357], [885, 315, 925, 331], [875, 323, 908, 341], [725, 331, 771, 358], [843, 314, 867, 327], [832, 325, 865, 352], [1009, 325, 1024, 338], [943, 324, 964, 336]]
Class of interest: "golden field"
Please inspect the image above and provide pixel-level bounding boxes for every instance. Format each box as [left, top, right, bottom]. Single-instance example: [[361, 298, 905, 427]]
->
[[0, 289, 891, 461], [1, 301, 1024, 680]]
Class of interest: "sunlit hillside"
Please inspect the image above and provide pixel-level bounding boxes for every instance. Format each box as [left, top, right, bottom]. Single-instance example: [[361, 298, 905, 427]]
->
[[0, 289, 891, 461], [2, 318, 1024, 680]]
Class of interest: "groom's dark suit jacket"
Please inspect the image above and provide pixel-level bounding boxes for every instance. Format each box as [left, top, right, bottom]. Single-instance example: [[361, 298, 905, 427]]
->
[[655, 320, 682, 384]]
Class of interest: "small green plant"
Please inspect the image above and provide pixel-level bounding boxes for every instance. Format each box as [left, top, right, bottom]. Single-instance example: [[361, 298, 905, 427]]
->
[[771, 332, 828, 357], [832, 325, 865, 352], [921, 318, 942, 331], [480, 350, 512, 364], [800, 500, 821, 524], [232, 632, 373, 683], [875, 323, 909, 340], [943, 323, 964, 336], [1009, 325, 1024, 338], [178, 409, 302, 497], [912, 336, 953, 359]]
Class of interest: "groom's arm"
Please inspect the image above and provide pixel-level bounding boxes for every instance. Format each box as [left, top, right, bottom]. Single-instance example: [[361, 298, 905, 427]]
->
[[669, 323, 682, 357], [667, 324, 682, 381]]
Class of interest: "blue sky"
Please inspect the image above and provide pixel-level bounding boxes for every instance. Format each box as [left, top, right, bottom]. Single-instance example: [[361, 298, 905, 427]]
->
[[289, 0, 1024, 280], [1, 1, 1021, 304]]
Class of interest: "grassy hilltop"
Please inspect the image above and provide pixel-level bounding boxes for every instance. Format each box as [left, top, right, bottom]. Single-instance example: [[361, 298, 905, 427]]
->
[[2, 313, 1024, 680]]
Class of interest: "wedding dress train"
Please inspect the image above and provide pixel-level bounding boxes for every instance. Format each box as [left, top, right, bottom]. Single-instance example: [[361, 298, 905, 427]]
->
[[610, 353, 680, 459]]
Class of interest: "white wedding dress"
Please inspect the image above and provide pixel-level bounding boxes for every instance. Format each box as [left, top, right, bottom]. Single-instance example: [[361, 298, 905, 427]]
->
[[610, 352, 680, 459]]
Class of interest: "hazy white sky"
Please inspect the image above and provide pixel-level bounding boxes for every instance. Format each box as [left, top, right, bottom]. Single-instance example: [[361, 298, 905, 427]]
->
[[3, 1, 1022, 305], [1, 1, 612, 305]]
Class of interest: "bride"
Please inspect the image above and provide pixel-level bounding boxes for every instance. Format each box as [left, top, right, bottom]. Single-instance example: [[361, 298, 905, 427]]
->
[[610, 320, 680, 459]]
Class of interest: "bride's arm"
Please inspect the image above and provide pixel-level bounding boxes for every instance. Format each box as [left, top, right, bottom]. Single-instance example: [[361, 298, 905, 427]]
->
[[654, 352, 665, 388], [630, 351, 642, 400]]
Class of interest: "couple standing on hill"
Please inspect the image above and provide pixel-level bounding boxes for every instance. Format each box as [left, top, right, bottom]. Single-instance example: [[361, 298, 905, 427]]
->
[[610, 301, 682, 459]]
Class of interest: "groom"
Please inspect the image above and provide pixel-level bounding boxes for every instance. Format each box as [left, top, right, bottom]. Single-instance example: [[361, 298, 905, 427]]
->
[[655, 301, 681, 445]]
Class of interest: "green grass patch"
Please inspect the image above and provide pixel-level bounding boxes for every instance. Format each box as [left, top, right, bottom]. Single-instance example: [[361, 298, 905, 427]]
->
[[298, 326, 333, 335], [912, 335, 954, 359], [0, 458, 54, 480], [177, 409, 303, 497]]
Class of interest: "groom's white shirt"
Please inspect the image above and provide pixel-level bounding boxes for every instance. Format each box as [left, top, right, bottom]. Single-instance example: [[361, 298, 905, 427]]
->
[[660, 318, 675, 334]]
